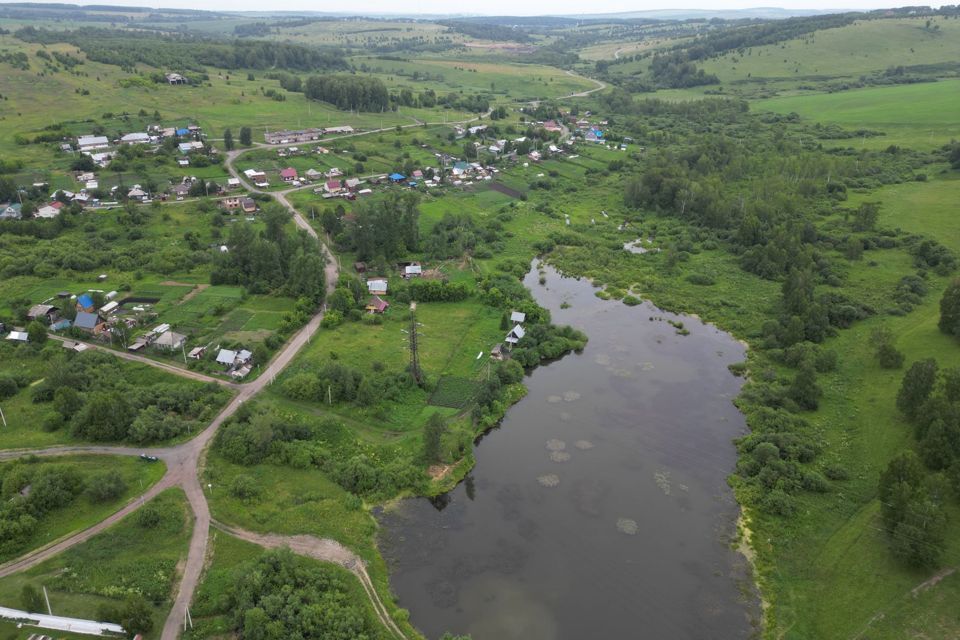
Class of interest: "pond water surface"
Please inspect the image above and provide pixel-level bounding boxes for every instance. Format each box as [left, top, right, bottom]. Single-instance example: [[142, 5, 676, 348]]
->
[[378, 263, 757, 639]]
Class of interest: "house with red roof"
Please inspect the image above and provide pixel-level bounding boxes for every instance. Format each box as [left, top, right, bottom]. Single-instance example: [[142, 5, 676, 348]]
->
[[365, 296, 389, 314], [280, 167, 298, 182], [324, 179, 343, 194]]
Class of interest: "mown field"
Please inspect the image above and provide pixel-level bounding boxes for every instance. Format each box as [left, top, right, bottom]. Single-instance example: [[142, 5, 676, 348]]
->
[[756, 79, 960, 151]]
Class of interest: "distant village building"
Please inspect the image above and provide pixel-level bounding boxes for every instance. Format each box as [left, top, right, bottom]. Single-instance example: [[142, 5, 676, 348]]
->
[[166, 73, 187, 85], [366, 279, 388, 296], [264, 128, 324, 144], [77, 135, 110, 152]]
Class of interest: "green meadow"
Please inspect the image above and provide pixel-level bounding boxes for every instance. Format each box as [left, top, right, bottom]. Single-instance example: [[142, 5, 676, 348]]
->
[[756, 80, 960, 150]]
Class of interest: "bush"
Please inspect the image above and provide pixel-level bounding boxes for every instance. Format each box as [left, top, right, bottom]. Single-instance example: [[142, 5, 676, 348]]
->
[[85, 470, 127, 503], [0, 375, 18, 399], [135, 504, 162, 528], [230, 474, 260, 500]]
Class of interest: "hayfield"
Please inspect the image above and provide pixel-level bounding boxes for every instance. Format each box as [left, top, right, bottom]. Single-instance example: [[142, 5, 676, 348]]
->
[[756, 80, 960, 150]]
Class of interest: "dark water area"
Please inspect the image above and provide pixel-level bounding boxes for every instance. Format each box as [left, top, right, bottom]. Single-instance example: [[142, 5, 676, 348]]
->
[[377, 263, 758, 640]]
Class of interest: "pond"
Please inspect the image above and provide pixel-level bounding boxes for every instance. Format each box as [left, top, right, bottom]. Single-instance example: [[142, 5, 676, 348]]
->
[[377, 262, 758, 639]]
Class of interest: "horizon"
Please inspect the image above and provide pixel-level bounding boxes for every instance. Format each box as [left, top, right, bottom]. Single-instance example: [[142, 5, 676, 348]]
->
[[0, 0, 929, 17]]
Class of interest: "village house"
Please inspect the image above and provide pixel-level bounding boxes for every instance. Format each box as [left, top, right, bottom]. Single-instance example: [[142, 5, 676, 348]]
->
[[74, 311, 101, 334], [220, 196, 242, 211], [170, 183, 191, 199], [403, 264, 422, 279], [280, 167, 298, 182], [324, 125, 354, 135], [188, 346, 206, 359], [0, 203, 22, 220], [543, 119, 563, 133], [241, 198, 257, 214], [154, 330, 187, 351], [344, 177, 361, 191], [226, 177, 241, 190], [366, 278, 388, 296], [365, 296, 389, 314], [76, 294, 96, 313], [35, 202, 64, 219], [127, 185, 149, 201], [120, 132, 151, 145], [77, 135, 110, 152], [324, 179, 343, 194], [326, 167, 343, 178], [304, 168, 323, 181], [178, 141, 204, 154], [166, 73, 187, 85]]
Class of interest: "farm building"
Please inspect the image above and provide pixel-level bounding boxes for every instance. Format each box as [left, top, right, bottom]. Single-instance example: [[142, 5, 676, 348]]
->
[[27, 304, 58, 322]]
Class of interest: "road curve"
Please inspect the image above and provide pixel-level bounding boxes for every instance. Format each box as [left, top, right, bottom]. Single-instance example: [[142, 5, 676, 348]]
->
[[212, 522, 406, 639]]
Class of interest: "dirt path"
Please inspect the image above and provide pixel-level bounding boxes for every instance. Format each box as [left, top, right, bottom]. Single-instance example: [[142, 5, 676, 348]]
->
[[177, 283, 210, 304], [212, 522, 406, 639], [48, 334, 233, 388]]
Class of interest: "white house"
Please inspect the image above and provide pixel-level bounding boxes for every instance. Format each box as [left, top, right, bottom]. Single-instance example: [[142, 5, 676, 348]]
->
[[505, 324, 526, 345], [121, 132, 151, 145]]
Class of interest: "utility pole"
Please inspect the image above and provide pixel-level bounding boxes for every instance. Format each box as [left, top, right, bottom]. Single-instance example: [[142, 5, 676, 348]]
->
[[43, 586, 52, 615], [409, 302, 423, 387]]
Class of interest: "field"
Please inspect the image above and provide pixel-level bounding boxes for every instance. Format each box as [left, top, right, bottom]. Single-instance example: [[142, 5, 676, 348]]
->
[[756, 80, 960, 150], [701, 16, 960, 86], [0, 456, 167, 562], [0, 489, 192, 640]]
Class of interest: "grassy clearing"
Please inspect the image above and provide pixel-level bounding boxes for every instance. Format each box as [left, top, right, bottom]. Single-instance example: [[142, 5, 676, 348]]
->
[[200, 457, 416, 639], [0, 488, 191, 640], [756, 80, 960, 151]]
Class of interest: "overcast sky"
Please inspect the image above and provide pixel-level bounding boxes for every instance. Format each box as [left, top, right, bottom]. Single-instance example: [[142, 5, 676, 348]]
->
[[15, 0, 907, 16]]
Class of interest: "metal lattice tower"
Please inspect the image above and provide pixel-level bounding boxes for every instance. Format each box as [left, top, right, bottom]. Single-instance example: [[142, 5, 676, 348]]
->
[[409, 302, 423, 386]]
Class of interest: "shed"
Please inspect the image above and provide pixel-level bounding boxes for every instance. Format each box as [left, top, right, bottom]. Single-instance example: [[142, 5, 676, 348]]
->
[[100, 301, 119, 315], [216, 349, 237, 366], [510, 311, 526, 323], [6, 331, 28, 342], [27, 304, 57, 321], [505, 324, 526, 345]]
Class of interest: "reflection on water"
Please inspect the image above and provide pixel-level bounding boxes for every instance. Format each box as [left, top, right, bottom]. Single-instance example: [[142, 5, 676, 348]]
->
[[378, 262, 758, 639]]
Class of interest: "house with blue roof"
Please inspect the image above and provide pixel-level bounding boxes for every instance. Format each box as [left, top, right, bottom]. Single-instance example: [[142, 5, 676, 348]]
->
[[389, 173, 406, 182], [176, 128, 190, 136], [76, 294, 95, 313], [51, 319, 72, 332]]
